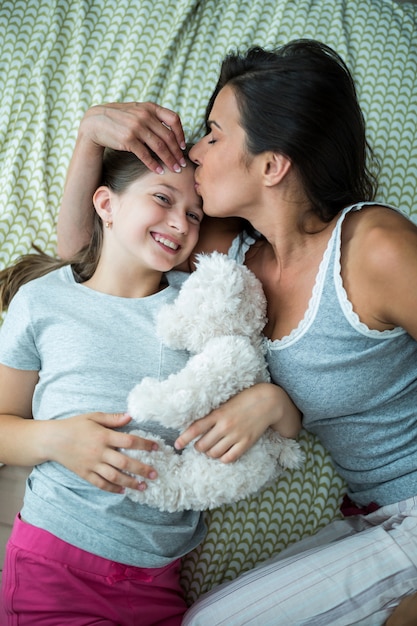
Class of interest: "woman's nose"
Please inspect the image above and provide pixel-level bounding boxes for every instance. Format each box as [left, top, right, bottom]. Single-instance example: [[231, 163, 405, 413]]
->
[[189, 140, 202, 164]]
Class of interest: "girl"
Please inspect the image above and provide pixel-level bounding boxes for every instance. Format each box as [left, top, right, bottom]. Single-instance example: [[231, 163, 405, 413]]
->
[[0, 148, 206, 625]]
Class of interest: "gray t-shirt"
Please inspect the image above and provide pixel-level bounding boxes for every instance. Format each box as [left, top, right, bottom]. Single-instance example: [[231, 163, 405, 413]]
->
[[0, 265, 205, 567]]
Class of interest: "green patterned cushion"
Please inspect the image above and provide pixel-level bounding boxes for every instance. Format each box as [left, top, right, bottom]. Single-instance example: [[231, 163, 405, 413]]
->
[[1, 0, 416, 600]]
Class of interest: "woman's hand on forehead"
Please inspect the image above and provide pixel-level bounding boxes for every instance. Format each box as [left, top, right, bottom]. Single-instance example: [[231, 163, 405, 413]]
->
[[85, 101, 188, 174]]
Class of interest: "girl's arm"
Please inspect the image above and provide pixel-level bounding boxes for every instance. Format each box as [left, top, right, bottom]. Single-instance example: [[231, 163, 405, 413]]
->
[[0, 364, 159, 493], [175, 383, 302, 463], [57, 102, 187, 259]]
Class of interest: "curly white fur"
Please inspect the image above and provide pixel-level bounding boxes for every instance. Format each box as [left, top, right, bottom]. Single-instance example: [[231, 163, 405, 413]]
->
[[124, 252, 304, 511]]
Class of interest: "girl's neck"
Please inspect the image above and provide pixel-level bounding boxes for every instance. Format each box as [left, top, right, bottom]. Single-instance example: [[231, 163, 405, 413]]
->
[[82, 261, 165, 298]]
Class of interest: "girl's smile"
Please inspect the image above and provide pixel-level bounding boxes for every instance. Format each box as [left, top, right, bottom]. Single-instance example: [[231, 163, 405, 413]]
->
[[151, 231, 182, 252]]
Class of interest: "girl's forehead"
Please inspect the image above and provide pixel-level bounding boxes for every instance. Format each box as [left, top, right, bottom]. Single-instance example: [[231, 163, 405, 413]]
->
[[133, 166, 192, 186], [151, 167, 202, 206], [160, 165, 196, 187]]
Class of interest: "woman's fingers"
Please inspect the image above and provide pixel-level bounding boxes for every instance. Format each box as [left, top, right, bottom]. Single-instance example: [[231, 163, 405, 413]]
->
[[86, 102, 187, 174], [174, 408, 255, 462]]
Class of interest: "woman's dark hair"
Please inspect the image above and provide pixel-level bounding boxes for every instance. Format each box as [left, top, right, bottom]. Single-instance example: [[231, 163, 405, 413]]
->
[[206, 39, 378, 224], [0, 147, 195, 311]]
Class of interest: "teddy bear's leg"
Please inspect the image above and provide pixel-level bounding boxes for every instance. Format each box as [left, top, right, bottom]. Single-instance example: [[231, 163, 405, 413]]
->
[[169, 444, 285, 510]]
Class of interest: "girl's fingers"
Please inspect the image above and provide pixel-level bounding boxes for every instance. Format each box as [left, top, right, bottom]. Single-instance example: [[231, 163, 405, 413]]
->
[[104, 447, 158, 481]]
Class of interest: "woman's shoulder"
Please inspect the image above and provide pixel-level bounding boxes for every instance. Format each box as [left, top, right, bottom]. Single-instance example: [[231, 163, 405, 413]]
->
[[331, 203, 417, 333], [343, 204, 417, 250], [342, 204, 417, 323]]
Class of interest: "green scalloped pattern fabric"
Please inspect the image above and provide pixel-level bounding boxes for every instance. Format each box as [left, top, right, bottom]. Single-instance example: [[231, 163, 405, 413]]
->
[[0, 0, 415, 599]]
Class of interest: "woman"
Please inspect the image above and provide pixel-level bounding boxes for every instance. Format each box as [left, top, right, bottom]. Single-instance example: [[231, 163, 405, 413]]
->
[[57, 40, 417, 625]]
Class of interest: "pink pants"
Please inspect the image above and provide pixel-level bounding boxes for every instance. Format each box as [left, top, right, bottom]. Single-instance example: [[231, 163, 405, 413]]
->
[[0, 514, 187, 625]]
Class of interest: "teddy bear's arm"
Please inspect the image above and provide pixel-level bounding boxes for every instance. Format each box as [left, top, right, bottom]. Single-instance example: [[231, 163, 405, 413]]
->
[[128, 335, 269, 431]]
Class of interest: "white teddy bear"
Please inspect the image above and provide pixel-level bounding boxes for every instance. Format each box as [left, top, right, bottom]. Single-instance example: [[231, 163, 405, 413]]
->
[[125, 251, 303, 512]]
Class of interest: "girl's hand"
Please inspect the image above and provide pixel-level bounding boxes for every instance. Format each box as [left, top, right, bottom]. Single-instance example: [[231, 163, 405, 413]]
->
[[81, 102, 187, 174], [174, 383, 302, 463], [48, 412, 159, 493]]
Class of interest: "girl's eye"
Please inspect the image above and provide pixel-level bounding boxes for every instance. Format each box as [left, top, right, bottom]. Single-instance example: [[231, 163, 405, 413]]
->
[[155, 194, 170, 204], [187, 211, 202, 224], [207, 138, 216, 145]]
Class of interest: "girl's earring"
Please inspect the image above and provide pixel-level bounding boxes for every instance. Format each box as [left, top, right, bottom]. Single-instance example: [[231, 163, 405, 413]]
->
[[105, 221, 112, 229]]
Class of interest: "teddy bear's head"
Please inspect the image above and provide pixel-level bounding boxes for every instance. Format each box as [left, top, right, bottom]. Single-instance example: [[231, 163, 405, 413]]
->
[[156, 252, 267, 353]]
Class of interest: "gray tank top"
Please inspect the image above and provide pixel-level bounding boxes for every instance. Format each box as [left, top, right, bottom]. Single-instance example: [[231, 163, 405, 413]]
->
[[231, 203, 417, 506]]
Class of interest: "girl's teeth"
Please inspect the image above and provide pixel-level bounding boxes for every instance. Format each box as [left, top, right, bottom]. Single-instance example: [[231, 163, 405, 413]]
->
[[154, 235, 178, 250]]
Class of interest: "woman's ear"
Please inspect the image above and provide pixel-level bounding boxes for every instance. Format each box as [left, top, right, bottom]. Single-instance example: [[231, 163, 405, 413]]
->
[[93, 186, 113, 224], [262, 153, 291, 187]]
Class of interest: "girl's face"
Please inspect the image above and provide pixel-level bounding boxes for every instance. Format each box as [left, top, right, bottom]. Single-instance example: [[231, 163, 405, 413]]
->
[[190, 85, 262, 220], [103, 165, 203, 273]]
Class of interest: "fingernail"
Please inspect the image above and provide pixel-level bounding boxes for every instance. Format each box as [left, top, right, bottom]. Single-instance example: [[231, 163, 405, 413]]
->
[[180, 158, 187, 168], [152, 443, 159, 451], [181, 142, 186, 150], [156, 166, 164, 175], [137, 482, 147, 491], [174, 164, 182, 173], [148, 471, 158, 480]]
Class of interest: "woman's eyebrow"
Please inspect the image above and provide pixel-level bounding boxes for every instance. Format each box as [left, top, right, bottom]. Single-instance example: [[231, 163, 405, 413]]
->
[[207, 119, 222, 130]]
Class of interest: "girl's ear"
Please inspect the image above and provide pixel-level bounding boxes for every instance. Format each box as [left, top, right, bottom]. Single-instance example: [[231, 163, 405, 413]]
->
[[93, 186, 113, 224], [262, 152, 291, 187]]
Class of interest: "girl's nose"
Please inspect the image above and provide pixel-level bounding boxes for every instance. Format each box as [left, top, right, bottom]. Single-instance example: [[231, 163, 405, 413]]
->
[[168, 210, 188, 234]]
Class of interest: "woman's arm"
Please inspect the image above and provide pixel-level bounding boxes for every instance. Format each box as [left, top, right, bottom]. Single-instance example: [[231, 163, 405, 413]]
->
[[0, 364, 159, 493], [57, 102, 187, 259], [175, 383, 302, 463]]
